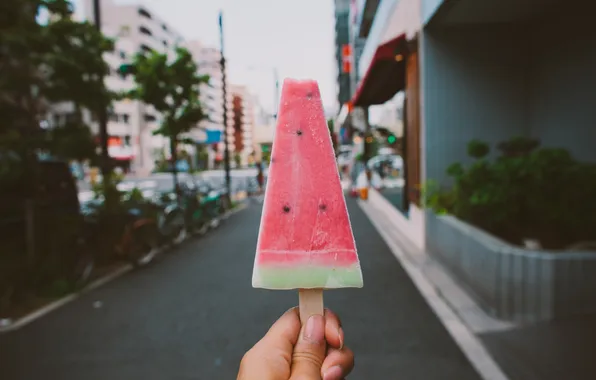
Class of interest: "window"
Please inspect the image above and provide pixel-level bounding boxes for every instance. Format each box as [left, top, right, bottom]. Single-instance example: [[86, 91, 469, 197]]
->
[[108, 113, 119, 122], [119, 25, 131, 37], [144, 114, 157, 122], [122, 114, 130, 124], [124, 135, 131, 145], [119, 51, 127, 59], [162, 24, 168, 32], [139, 44, 152, 54], [139, 26, 152, 37], [162, 40, 168, 47], [138, 8, 152, 19]]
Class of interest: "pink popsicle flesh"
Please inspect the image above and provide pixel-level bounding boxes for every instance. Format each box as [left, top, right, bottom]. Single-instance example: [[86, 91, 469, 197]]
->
[[252, 78, 363, 290]]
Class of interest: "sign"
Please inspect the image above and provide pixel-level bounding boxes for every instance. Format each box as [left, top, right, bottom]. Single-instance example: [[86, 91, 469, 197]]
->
[[195, 129, 222, 144], [342, 44, 352, 73]]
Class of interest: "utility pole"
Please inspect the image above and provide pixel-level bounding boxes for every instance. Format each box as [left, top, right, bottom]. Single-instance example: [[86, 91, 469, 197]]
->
[[218, 11, 232, 202], [92, 0, 112, 201], [273, 68, 280, 119]]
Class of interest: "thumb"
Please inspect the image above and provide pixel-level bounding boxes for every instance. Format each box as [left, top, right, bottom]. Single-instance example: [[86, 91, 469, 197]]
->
[[290, 314, 327, 380]]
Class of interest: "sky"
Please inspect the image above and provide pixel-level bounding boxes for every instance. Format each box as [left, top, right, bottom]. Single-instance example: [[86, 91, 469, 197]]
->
[[73, 0, 339, 117]]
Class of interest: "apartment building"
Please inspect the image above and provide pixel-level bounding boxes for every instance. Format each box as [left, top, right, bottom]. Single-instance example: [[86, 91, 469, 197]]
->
[[73, 0, 185, 175], [184, 40, 235, 168], [229, 85, 255, 166]]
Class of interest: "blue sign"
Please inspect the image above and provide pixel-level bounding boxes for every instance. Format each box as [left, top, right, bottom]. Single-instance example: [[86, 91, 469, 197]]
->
[[196, 129, 222, 144]]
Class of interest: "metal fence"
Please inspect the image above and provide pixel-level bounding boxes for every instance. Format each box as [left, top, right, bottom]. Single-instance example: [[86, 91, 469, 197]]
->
[[426, 211, 596, 323]]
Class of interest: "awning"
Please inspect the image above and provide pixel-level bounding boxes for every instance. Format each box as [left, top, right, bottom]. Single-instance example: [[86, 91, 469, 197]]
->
[[351, 34, 408, 107]]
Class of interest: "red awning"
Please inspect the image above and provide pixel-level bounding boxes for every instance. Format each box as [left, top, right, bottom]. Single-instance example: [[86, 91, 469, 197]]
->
[[351, 34, 408, 107]]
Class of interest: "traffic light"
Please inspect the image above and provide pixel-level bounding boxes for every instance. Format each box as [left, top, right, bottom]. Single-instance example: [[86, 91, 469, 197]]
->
[[387, 134, 396, 144]]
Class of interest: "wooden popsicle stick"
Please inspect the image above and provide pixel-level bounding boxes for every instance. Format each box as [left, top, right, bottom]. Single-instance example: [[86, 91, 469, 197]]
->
[[298, 289, 324, 324]]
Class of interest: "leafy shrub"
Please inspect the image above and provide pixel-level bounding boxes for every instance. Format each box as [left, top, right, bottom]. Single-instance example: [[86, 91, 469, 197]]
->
[[424, 137, 596, 249]]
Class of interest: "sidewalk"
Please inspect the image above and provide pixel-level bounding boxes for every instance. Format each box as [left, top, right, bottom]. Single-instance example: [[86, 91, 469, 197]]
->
[[360, 188, 596, 380]]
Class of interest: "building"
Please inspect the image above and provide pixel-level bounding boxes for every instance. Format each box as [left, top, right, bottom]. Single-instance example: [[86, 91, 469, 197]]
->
[[228, 85, 255, 167], [341, 0, 596, 323], [72, 0, 184, 175], [334, 0, 352, 107], [333, 0, 380, 144], [184, 40, 233, 169]]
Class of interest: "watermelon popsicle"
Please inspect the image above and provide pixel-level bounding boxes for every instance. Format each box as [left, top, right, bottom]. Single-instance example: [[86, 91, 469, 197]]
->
[[252, 78, 363, 321]]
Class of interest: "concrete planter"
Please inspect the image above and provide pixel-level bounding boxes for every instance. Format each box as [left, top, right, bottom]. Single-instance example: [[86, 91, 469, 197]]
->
[[426, 212, 596, 323]]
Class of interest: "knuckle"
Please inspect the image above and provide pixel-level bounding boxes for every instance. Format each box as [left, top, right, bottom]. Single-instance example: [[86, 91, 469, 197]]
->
[[292, 350, 324, 368]]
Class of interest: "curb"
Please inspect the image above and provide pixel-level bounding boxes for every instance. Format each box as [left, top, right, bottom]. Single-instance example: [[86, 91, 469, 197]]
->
[[0, 204, 248, 334], [358, 198, 510, 380]]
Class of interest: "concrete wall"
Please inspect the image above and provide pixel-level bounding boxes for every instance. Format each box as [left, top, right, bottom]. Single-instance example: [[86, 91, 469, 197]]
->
[[426, 212, 596, 322], [527, 18, 596, 163], [421, 12, 596, 185], [421, 25, 530, 183]]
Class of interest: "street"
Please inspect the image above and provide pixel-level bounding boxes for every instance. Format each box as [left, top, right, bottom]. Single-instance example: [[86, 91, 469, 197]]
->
[[0, 198, 480, 380]]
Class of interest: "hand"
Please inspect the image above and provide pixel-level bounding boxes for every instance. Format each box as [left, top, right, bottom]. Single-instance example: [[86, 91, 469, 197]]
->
[[237, 307, 354, 380]]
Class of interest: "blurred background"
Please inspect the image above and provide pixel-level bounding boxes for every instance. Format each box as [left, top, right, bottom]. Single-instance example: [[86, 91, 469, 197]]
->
[[1, 0, 596, 379]]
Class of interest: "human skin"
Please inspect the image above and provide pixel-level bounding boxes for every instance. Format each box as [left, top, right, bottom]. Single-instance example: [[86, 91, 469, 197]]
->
[[237, 307, 354, 380]]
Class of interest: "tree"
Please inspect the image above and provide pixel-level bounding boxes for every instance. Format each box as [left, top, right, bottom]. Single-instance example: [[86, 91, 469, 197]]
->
[[0, 0, 113, 173], [42, 6, 114, 165], [124, 47, 209, 195]]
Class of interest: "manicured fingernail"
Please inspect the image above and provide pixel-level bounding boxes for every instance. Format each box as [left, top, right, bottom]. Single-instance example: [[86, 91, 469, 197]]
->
[[303, 314, 324, 343], [323, 365, 343, 380], [338, 326, 344, 350]]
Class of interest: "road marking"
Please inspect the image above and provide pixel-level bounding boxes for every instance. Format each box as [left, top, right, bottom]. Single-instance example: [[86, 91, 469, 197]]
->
[[359, 199, 510, 380]]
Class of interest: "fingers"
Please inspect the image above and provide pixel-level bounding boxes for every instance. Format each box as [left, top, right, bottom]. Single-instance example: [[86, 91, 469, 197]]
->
[[290, 314, 327, 380], [324, 308, 344, 349], [238, 308, 301, 380], [321, 347, 354, 380], [262, 307, 302, 347]]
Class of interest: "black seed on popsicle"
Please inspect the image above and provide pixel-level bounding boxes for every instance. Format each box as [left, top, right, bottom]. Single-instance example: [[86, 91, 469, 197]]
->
[[306, 92, 313, 99], [296, 130, 303, 136], [319, 204, 327, 211], [283, 205, 291, 213]]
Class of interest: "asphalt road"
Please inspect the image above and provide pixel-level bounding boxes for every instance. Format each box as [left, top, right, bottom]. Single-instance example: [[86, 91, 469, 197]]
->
[[0, 198, 480, 380]]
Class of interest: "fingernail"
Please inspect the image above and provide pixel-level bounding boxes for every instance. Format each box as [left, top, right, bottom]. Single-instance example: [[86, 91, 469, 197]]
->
[[338, 326, 344, 350], [323, 365, 343, 380], [303, 314, 324, 343]]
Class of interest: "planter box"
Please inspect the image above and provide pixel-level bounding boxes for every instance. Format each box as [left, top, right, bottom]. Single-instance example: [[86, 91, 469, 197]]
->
[[426, 212, 596, 323]]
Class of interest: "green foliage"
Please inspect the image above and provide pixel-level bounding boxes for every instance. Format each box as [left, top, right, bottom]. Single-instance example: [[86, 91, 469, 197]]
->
[[466, 139, 489, 159], [1, 0, 113, 178], [234, 153, 242, 168], [47, 121, 97, 161], [124, 46, 209, 191], [497, 136, 540, 157], [424, 137, 596, 249], [125, 47, 209, 138]]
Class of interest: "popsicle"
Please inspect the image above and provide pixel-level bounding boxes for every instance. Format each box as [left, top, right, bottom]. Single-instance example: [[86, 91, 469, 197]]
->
[[252, 78, 363, 322]]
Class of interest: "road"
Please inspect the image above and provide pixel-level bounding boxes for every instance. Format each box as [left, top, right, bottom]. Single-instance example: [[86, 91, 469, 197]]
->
[[0, 198, 480, 380]]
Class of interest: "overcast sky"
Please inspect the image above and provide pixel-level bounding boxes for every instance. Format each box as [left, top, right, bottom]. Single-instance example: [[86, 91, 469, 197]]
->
[[73, 0, 339, 116]]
